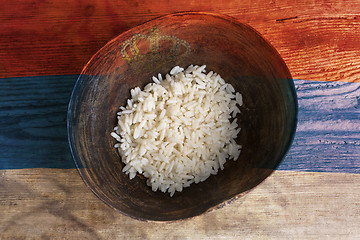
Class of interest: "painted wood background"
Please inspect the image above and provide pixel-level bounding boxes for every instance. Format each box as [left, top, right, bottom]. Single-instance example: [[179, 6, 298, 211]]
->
[[1, 77, 359, 172], [1, 0, 360, 239], [1, 0, 360, 82]]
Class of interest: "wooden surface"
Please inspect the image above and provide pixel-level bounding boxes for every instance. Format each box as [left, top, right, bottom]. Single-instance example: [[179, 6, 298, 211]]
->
[[1, 169, 360, 239], [1, 77, 359, 172], [1, 0, 360, 82], [1, 0, 360, 238]]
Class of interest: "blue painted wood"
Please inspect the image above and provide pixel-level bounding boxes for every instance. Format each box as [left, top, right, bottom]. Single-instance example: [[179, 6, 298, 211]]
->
[[0, 76, 359, 172], [0, 75, 77, 169], [281, 80, 360, 173]]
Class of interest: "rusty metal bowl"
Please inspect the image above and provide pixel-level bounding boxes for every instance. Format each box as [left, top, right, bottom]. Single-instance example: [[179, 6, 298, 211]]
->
[[67, 12, 297, 221]]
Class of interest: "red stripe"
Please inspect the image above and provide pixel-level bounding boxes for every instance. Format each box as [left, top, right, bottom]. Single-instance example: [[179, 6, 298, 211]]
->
[[1, 0, 359, 82]]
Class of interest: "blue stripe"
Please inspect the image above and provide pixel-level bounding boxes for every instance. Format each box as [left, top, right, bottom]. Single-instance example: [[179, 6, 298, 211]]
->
[[0, 76, 359, 173], [280, 80, 360, 173], [0, 75, 77, 169]]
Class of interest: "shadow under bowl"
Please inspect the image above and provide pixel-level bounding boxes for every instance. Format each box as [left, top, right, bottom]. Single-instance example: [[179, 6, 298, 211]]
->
[[67, 12, 298, 221]]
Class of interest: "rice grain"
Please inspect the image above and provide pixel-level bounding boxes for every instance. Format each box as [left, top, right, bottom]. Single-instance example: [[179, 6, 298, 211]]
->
[[111, 65, 243, 197]]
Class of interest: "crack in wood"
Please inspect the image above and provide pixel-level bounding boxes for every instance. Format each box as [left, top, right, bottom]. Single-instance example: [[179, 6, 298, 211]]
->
[[276, 16, 298, 22], [276, 15, 359, 23]]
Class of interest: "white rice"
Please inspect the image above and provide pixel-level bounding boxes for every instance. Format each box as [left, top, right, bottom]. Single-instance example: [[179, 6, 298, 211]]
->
[[111, 65, 243, 197]]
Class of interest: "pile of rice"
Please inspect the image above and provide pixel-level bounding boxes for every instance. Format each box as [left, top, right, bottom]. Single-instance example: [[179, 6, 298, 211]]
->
[[111, 65, 243, 197]]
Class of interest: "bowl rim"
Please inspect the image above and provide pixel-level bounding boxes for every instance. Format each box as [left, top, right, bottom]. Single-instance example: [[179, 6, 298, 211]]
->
[[67, 11, 298, 222]]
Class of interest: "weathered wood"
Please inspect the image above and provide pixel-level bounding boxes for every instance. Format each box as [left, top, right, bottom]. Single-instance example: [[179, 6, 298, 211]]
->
[[0, 75, 76, 169], [281, 80, 360, 173], [1, 0, 359, 237], [0, 0, 359, 82], [1, 169, 360, 239], [1, 76, 358, 173]]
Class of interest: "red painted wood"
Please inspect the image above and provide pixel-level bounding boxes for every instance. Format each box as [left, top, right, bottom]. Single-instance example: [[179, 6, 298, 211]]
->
[[1, 0, 359, 81]]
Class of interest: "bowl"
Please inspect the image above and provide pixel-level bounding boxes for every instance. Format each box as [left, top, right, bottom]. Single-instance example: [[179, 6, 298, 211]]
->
[[67, 12, 298, 221]]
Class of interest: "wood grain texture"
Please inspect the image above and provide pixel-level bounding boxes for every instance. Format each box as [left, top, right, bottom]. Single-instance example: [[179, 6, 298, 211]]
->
[[281, 80, 360, 173], [0, 75, 76, 169], [0, 0, 359, 82], [1, 168, 360, 239], [0, 0, 359, 237], [1, 76, 358, 173]]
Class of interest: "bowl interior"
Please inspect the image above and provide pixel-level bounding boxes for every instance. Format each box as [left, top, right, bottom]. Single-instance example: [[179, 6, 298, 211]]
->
[[67, 12, 297, 221]]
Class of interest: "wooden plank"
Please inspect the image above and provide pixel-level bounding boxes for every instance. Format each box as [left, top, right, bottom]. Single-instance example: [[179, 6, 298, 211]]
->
[[0, 0, 359, 82], [281, 80, 360, 173], [0, 75, 76, 169], [1, 168, 360, 239], [1, 76, 359, 173], [267, 16, 360, 83]]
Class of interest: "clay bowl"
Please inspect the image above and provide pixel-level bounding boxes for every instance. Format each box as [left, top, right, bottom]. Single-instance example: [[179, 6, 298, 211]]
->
[[67, 12, 297, 221]]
